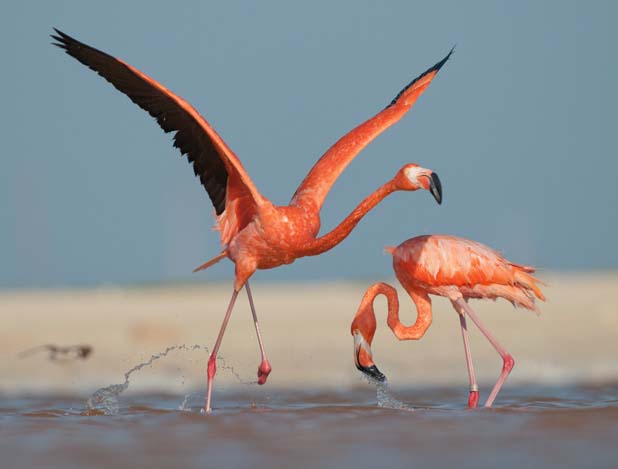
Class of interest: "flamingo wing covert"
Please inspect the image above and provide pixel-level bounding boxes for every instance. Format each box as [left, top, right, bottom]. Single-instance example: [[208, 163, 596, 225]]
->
[[394, 236, 522, 288], [51, 28, 262, 223]]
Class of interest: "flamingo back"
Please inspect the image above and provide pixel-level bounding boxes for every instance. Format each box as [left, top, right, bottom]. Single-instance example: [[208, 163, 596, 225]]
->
[[389, 235, 545, 311]]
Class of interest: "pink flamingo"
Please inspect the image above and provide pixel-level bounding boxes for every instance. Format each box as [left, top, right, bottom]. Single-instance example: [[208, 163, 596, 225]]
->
[[351, 235, 545, 408], [52, 29, 450, 412]]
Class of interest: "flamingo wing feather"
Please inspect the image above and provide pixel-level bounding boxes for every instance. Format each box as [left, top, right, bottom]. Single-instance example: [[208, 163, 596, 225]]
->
[[395, 236, 514, 287], [393, 236, 545, 309], [291, 48, 453, 212], [51, 28, 262, 229]]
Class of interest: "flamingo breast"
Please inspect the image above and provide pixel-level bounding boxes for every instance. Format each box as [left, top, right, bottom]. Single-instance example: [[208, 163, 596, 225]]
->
[[227, 205, 321, 270]]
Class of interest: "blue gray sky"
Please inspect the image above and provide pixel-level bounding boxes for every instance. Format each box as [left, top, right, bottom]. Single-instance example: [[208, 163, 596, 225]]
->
[[1, 1, 617, 288]]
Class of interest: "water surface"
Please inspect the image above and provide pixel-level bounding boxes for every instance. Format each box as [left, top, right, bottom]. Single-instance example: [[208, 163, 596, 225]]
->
[[2, 384, 616, 468]]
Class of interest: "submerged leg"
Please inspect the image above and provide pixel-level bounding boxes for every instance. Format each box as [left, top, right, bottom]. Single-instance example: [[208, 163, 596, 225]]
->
[[206, 288, 240, 413], [454, 298, 515, 408], [245, 282, 272, 385], [452, 300, 479, 408]]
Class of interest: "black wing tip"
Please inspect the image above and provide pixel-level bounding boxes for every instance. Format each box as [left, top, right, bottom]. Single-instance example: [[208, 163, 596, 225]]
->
[[51, 38, 66, 50], [50, 28, 117, 66], [389, 46, 455, 107], [50, 28, 83, 51], [51, 27, 67, 41], [51, 28, 70, 48], [434, 45, 456, 73]]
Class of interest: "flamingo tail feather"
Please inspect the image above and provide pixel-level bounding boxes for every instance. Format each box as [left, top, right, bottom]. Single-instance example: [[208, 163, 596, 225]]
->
[[193, 251, 227, 273]]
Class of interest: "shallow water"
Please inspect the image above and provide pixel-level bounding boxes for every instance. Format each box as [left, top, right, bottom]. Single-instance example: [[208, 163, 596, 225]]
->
[[2, 384, 617, 468]]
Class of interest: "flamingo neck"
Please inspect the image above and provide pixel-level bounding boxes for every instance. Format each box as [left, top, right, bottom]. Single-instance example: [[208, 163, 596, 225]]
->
[[352, 282, 399, 345], [353, 282, 433, 345], [302, 180, 397, 257], [387, 284, 433, 341]]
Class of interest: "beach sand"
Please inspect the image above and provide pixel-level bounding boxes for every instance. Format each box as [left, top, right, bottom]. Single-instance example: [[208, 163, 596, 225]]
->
[[2, 272, 617, 395]]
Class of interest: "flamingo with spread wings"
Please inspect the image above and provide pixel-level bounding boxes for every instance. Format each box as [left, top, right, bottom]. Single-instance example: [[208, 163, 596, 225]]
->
[[52, 29, 450, 412], [351, 235, 545, 408]]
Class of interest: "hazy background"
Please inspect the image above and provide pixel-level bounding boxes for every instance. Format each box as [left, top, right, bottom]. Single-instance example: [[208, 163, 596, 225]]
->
[[1, 0, 616, 288]]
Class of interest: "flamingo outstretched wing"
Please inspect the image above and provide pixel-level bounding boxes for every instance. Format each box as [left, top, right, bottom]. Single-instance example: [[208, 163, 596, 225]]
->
[[291, 48, 453, 212], [52, 29, 262, 240]]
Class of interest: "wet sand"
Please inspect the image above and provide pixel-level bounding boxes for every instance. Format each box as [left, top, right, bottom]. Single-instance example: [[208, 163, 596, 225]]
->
[[1, 273, 618, 468]]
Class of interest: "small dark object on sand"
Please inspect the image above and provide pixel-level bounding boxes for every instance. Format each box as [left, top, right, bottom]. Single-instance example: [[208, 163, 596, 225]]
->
[[18, 344, 93, 362]]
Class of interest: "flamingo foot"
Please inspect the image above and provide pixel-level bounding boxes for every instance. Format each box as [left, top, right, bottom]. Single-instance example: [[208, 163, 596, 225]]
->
[[468, 389, 479, 409], [257, 359, 272, 385]]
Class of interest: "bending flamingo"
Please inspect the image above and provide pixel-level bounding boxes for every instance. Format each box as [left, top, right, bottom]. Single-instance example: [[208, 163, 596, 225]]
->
[[351, 235, 545, 408], [52, 29, 450, 412]]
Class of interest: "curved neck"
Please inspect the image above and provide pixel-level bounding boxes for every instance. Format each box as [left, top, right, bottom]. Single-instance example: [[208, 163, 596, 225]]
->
[[352, 282, 433, 345], [352, 282, 399, 344], [387, 284, 433, 341], [302, 180, 397, 257]]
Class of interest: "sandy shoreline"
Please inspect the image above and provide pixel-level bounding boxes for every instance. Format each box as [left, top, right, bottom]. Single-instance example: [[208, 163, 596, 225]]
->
[[1, 272, 617, 395]]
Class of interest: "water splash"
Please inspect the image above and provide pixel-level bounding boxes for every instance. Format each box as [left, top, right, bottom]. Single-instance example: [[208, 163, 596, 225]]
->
[[365, 377, 413, 411], [217, 355, 256, 386], [86, 344, 206, 414], [178, 392, 196, 412], [85, 343, 259, 414]]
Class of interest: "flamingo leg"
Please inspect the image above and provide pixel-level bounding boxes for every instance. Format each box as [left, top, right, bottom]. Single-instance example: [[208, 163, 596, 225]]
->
[[455, 298, 515, 408], [245, 282, 272, 385], [451, 300, 479, 408], [205, 288, 240, 413]]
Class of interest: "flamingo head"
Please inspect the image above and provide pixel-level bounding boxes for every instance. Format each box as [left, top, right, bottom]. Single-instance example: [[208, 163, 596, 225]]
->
[[395, 164, 442, 205], [351, 329, 386, 383]]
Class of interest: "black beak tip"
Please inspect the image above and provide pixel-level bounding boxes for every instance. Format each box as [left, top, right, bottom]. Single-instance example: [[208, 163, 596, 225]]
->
[[357, 364, 386, 382], [430, 172, 442, 205]]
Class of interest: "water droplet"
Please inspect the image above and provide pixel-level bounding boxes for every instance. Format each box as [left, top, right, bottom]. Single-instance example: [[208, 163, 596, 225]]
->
[[365, 377, 414, 410], [84, 343, 256, 414], [86, 344, 208, 414]]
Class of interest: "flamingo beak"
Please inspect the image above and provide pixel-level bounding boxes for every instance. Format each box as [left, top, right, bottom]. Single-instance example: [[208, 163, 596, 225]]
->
[[357, 362, 386, 382], [353, 331, 386, 382], [429, 172, 442, 205]]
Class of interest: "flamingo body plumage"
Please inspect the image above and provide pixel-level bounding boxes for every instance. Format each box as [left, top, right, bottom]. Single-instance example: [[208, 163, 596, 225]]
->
[[52, 29, 450, 412], [389, 235, 545, 310], [351, 235, 545, 408]]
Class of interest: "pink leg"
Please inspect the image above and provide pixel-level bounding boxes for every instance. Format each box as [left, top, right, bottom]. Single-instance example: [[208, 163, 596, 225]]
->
[[455, 298, 515, 407], [452, 300, 479, 408], [245, 282, 272, 385], [205, 288, 239, 413]]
